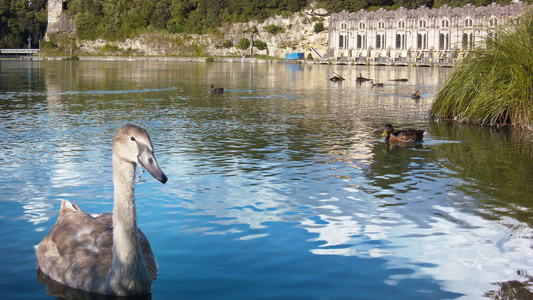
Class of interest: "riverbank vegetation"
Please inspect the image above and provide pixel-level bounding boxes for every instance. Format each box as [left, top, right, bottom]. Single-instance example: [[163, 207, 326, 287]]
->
[[429, 12, 533, 129], [0, 0, 47, 48], [1, 0, 526, 48]]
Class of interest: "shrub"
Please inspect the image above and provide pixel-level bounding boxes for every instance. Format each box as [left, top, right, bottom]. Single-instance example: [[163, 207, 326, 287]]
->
[[264, 24, 284, 35], [101, 44, 120, 53], [314, 22, 325, 33], [253, 39, 268, 51], [220, 40, 234, 48], [430, 13, 533, 128], [193, 44, 204, 56], [237, 38, 250, 50]]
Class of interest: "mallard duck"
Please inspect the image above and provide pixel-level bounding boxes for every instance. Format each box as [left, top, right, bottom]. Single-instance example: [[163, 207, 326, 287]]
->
[[411, 91, 421, 100], [370, 81, 384, 88], [382, 124, 424, 142], [210, 84, 224, 94]]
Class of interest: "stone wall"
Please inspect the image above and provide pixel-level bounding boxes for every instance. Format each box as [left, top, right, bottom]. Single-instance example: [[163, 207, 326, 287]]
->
[[327, 2, 532, 62], [45, 0, 75, 39]]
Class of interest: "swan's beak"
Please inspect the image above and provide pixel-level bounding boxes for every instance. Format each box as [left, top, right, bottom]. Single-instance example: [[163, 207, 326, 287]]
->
[[137, 145, 168, 184]]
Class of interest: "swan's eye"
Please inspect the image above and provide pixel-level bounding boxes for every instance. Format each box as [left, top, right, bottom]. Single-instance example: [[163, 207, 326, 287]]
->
[[130, 136, 136, 141]]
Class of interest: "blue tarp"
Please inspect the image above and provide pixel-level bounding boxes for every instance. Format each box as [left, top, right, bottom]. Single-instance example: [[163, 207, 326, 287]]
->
[[285, 53, 304, 60]]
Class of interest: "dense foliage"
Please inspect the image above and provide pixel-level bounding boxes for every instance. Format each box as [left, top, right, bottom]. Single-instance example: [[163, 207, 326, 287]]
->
[[429, 12, 533, 128], [1, 0, 528, 46], [69, 0, 310, 40], [0, 0, 47, 48]]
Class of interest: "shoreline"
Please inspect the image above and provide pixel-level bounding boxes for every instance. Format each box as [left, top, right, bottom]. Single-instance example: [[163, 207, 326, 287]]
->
[[1, 55, 284, 63], [0, 55, 455, 67]]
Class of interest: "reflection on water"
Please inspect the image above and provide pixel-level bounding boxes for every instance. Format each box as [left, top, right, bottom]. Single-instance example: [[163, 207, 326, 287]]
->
[[37, 269, 152, 300], [1, 60, 532, 299]]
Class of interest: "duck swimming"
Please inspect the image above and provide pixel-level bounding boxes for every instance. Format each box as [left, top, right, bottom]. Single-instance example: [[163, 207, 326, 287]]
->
[[370, 81, 384, 88], [356, 73, 371, 83], [382, 124, 425, 142], [210, 84, 224, 94], [411, 91, 421, 100], [36, 124, 167, 296]]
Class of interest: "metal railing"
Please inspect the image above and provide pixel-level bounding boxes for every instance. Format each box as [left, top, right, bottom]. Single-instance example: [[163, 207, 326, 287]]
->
[[0, 49, 40, 54]]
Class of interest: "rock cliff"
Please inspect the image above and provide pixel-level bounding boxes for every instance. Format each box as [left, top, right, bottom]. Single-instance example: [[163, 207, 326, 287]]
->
[[64, 6, 329, 59]]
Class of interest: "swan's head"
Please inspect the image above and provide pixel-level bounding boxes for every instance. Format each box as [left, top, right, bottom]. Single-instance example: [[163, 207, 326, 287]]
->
[[113, 124, 168, 183]]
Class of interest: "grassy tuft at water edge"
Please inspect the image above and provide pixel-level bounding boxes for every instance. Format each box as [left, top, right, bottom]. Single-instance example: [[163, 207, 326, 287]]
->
[[429, 12, 533, 129]]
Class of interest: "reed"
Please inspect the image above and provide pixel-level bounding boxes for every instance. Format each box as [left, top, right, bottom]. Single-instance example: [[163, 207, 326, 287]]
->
[[429, 12, 533, 129]]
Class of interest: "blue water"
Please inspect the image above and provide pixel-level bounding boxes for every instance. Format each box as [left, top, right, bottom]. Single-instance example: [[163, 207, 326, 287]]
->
[[1, 60, 532, 299]]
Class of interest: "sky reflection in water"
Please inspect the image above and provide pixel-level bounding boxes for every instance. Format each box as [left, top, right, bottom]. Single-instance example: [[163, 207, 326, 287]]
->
[[0, 60, 532, 299]]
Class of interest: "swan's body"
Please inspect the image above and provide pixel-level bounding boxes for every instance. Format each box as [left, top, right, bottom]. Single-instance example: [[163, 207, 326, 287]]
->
[[210, 84, 224, 94], [36, 124, 167, 296], [382, 124, 425, 142]]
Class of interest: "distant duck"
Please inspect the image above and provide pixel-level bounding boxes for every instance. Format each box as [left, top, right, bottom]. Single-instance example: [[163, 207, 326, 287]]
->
[[210, 85, 224, 94], [330, 76, 344, 82], [411, 91, 421, 100], [370, 81, 384, 88], [382, 124, 425, 142], [356, 73, 371, 83], [329, 72, 345, 82]]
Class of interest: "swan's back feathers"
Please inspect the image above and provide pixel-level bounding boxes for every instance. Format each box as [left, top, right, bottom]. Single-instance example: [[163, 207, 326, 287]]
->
[[59, 200, 81, 218], [36, 201, 157, 293]]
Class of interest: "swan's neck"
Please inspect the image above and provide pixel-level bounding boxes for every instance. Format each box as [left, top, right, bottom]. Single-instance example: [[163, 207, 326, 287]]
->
[[107, 155, 150, 292]]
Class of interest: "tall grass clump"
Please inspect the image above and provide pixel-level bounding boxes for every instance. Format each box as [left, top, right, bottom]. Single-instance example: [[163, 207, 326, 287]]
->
[[430, 12, 533, 129]]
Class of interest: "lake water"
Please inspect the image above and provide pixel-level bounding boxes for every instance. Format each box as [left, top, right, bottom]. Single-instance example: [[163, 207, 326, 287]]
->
[[1, 60, 532, 299]]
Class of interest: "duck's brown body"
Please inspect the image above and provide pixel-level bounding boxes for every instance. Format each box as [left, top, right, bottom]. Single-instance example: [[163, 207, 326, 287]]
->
[[383, 124, 424, 142]]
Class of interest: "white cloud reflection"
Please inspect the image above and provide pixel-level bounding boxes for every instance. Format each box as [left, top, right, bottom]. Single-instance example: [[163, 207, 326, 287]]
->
[[163, 140, 533, 299]]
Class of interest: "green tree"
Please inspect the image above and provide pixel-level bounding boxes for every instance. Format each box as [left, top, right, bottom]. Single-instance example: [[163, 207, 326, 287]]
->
[[119, 0, 154, 37], [168, 0, 198, 33], [150, 0, 171, 30], [102, 0, 123, 40], [238, 37, 250, 50], [70, 0, 104, 39], [0, 0, 47, 48]]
